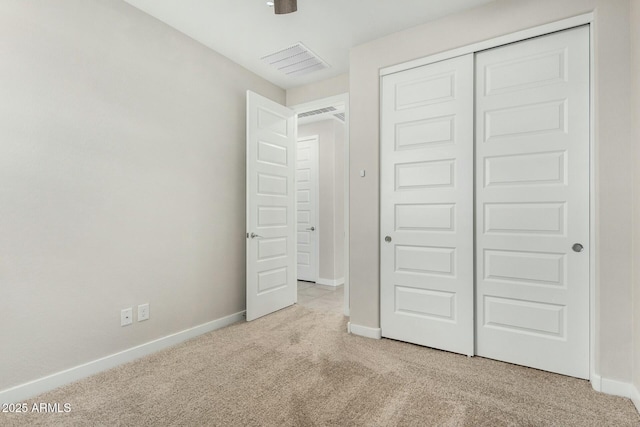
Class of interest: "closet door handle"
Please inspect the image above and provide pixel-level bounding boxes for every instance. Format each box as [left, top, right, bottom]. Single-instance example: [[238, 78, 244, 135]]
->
[[572, 243, 584, 253], [385, 236, 392, 243]]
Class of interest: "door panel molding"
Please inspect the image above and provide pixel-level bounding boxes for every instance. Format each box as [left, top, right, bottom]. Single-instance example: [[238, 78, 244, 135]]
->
[[475, 26, 590, 379], [380, 54, 475, 356], [246, 91, 297, 321], [380, 24, 592, 380]]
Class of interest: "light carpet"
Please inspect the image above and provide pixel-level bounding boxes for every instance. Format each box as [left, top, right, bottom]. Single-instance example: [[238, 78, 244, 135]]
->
[[2, 305, 639, 426]]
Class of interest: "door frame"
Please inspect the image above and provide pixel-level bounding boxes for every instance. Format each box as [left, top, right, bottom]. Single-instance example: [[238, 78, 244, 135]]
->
[[379, 13, 597, 385], [296, 134, 320, 283], [290, 93, 350, 317]]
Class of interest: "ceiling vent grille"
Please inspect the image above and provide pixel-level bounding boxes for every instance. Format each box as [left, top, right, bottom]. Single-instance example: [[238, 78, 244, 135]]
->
[[261, 42, 329, 77], [333, 112, 345, 122], [298, 106, 336, 118]]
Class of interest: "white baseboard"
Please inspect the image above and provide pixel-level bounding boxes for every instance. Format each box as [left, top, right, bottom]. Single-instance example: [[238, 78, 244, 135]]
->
[[631, 384, 640, 414], [0, 311, 245, 404], [316, 277, 344, 287], [347, 322, 381, 339], [590, 372, 602, 392], [591, 372, 640, 413], [601, 376, 635, 398]]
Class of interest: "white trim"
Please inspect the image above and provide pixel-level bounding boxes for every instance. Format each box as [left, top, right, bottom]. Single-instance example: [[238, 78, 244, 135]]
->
[[591, 373, 639, 407], [0, 311, 245, 404], [343, 95, 350, 317], [591, 372, 602, 392], [316, 277, 344, 287], [380, 13, 594, 76], [291, 93, 350, 318], [601, 377, 635, 399], [631, 384, 640, 414], [348, 322, 382, 339], [588, 19, 597, 386]]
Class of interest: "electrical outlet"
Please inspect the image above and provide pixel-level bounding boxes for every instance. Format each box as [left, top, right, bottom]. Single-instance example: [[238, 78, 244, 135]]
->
[[121, 307, 133, 326], [138, 303, 150, 322]]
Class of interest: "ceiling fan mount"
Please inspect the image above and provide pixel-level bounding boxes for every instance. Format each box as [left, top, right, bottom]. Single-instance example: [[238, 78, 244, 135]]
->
[[271, 0, 297, 15]]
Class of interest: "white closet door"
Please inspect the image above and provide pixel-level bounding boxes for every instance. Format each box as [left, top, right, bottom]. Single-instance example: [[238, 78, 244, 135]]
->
[[475, 26, 590, 378], [381, 54, 474, 356], [296, 136, 318, 282]]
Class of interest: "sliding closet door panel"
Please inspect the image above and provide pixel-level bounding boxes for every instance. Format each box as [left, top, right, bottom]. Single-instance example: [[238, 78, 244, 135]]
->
[[475, 26, 590, 378], [381, 54, 474, 356]]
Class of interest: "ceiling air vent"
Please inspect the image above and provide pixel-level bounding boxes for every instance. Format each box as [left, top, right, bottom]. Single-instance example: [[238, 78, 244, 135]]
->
[[333, 112, 345, 122], [298, 106, 336, 118], [261, 42, 329, 77]]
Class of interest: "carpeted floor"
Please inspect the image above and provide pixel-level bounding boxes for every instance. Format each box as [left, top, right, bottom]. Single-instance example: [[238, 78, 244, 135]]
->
[[2, 305, 639, 426]]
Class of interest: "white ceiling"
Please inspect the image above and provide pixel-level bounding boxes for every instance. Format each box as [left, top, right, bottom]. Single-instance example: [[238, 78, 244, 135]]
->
[[123, 0, 493, 89]]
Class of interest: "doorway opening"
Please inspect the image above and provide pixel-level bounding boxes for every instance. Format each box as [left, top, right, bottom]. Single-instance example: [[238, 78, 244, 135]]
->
[[292, 94, 349, 316]]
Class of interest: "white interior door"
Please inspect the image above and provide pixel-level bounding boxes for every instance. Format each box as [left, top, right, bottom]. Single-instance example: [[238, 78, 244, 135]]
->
[[475, 26, 590, 378], [380, 54, 474, 356], [296, 136, 318, 282], [246, 91, 297, 321]]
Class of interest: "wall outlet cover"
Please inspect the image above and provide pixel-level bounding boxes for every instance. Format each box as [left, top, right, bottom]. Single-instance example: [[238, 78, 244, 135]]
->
[[138, 303, 150, 322], [121, 308, 133, 326]]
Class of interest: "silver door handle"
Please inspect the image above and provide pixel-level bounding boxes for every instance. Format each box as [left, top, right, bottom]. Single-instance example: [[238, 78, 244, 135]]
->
[[385, 236, 392, 242], [250, 232, 262, 239], [572, 243, 584, 252], [306, 227, 315, 231]]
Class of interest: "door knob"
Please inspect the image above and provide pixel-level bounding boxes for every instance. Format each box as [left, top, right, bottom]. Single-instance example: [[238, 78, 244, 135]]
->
[[385, 236, 392, 243], [572, 243, 584, 253], [250, 232, 262, 239], [306, 226, 315, 231]]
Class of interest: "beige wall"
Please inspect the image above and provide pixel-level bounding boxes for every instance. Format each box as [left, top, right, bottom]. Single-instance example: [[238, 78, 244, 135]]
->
[[631, 0, 640, 393], [286, 73, 349, 107], [349, 0, 634, 383], [0, 1, 284, 390], [298, 119, 345, 282]]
